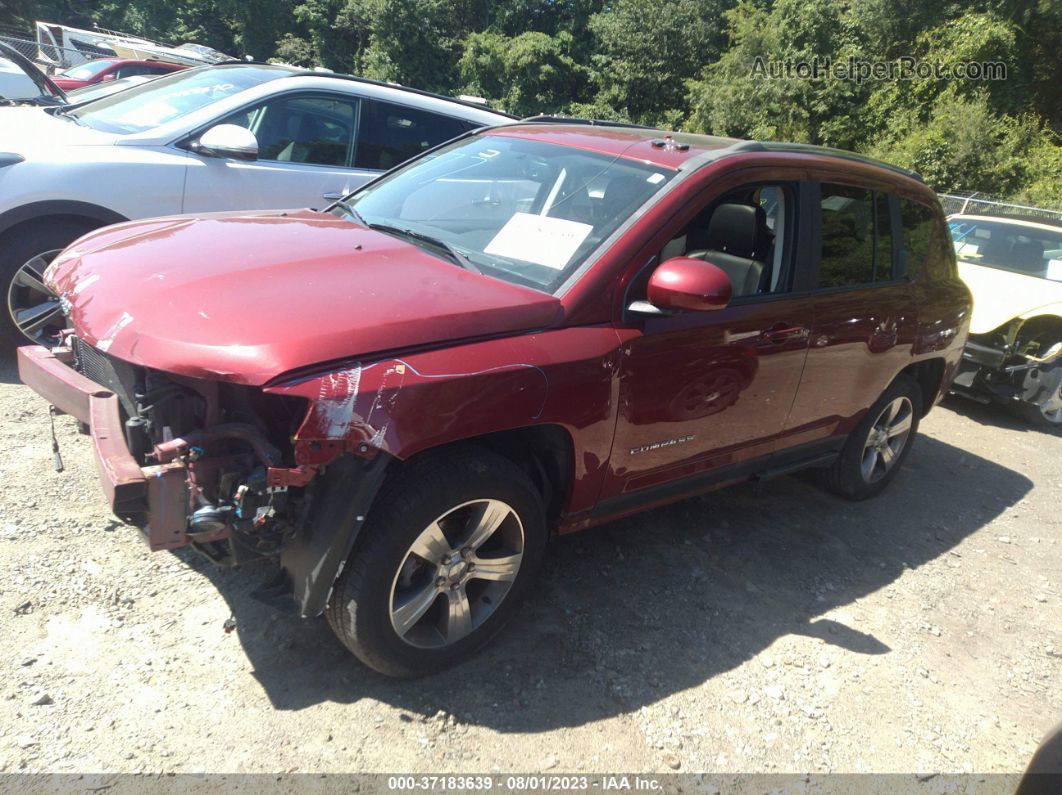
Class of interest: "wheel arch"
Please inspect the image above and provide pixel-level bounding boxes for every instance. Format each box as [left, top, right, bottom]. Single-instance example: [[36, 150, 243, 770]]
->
[[900, 357, 947, 416], [0, 201, 128, 244], [391, 424, 575, 530], [1014, 313, 1062, 344]]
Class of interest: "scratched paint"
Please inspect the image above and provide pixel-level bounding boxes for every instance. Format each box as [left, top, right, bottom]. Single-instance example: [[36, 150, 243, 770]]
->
[[95, 311, 134, 353], [70, 273, 100, 295], [316, 364, 363, 438]]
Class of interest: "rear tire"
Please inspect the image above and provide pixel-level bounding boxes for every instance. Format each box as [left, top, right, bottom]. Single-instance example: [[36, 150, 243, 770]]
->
[[325, 448, 547, 678], [817, 374, 923, 500], [1, 220, 98, 347]]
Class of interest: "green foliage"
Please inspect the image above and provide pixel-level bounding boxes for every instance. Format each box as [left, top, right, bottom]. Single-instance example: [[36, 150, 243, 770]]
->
[[4, 0, 1060, 207], [459, 29, 589, 116], [586, 0, 728, 126], [687, 0, 869, 148], [869, 89, 1051, 195]]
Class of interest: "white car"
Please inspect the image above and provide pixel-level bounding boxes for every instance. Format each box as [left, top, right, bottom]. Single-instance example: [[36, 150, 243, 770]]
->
[[0, 56, 39, 102], [0, 62, 511, 344], [949, 214, 1062, 426]]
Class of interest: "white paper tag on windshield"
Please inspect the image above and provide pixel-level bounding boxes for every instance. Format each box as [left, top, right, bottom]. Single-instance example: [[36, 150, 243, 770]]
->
[[1047, 259, 1062, 281], [485, 212, 593, 270]]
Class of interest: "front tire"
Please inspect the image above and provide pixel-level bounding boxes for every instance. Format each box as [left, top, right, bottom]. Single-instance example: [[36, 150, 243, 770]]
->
[[1012, 363, 1062, 429], [325, 448, 547, 678], [1, 220, 98, 347], [817, 374, 923, 500]]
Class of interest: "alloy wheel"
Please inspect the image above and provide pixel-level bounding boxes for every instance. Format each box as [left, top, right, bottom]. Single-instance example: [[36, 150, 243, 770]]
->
[[860, 396, 914, 483], [1034, 380, 1062, 424], [389, 498, 524, 649], [7, 249, 65, 346]]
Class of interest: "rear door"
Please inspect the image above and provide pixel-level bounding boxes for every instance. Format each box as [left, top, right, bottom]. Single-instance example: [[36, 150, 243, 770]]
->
[[781, 181, 918, 447]]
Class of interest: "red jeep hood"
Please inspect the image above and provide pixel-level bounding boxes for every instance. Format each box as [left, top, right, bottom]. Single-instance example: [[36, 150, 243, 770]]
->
[[48, 210, 563, 385]]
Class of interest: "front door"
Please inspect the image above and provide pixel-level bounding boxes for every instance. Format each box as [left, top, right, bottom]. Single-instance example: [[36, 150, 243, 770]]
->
[[604, 182, 813, 502], [181, 93, 376, 213]]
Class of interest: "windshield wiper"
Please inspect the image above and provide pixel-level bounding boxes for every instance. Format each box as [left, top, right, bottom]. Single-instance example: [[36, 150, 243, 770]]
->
[[368, 223, 481, 274], [332, 198, 368, 227], [54, 107, 85, 125]]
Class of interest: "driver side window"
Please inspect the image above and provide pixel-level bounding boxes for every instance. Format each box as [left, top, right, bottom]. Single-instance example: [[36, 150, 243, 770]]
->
[[657, 184, 794, 299], [221, 94, 359, 167]]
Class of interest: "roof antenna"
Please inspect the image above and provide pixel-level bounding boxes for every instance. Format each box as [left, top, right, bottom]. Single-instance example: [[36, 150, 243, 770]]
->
[[650, 135, 689, 152]]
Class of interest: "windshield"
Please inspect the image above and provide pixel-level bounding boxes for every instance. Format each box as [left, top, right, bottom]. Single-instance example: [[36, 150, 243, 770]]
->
[[950, 218, 1062, 281], [66, 75, 150, 102], [59, 60, 115, 80], [65, 65, 289, 133], [330, 135, 676, 293]]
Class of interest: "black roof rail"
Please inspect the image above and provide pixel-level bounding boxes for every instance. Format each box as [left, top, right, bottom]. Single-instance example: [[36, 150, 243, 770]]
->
[[728, 140, 924, 183], [520, 114, 655, 130], [208, 60, 516, 118]]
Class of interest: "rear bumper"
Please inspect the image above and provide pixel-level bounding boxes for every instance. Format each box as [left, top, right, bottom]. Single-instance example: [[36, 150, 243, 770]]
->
[[17, 344, 189, 550]]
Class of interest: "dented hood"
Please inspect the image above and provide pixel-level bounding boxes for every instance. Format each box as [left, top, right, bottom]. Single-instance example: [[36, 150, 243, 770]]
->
[[47, 209, 563, 385]]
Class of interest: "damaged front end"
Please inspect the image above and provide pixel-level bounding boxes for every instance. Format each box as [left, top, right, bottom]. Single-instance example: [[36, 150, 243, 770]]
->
[[18, 335, 324, 568], [952, 318, 1062, 412]]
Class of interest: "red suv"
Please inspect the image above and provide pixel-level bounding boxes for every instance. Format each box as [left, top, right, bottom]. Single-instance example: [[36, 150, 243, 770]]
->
[[19, 122, 971, 677]]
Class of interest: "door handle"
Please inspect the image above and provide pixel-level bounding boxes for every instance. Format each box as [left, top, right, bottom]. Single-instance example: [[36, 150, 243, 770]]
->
[[758, 323, 807, 344], [322, 192, 344, 201]]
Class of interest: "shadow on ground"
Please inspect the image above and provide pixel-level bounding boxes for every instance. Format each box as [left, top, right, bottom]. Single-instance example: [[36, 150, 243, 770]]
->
[[184, 431, 1031, 731], [0, 351, 20, 386], [940, 393, 1060, 436]]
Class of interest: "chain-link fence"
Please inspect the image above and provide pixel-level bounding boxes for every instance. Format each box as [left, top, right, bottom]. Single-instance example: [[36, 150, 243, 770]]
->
[[0, 24, 117, 73], [939, 192, 1062, 223]]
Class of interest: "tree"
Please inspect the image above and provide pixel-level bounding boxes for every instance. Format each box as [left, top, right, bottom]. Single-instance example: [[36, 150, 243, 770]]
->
[[460, 29, 589, 115], [868, 89, 1052, 196], [687, 0, 868, 148], [587, 0, 729, 126]]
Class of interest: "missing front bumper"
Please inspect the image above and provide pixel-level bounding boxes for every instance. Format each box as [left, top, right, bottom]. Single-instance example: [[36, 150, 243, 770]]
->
[[17, 344, 190, 550]]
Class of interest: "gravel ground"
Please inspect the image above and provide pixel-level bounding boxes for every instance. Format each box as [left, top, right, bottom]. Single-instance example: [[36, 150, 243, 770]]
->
[[0, 349, 1057, 776]]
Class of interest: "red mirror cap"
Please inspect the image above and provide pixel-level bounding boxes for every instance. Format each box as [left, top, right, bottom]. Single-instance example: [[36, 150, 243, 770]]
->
[[100, 73, 116, 82], [648, 257, 732, 312]]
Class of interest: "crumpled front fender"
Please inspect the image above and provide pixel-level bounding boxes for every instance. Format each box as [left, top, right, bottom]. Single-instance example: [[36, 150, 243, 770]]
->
[[267, 340, 552, 460]]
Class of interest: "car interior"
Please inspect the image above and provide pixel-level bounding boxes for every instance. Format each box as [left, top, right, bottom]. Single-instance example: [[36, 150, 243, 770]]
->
[[656, 185, 789, 298], [953, 219, 1062, 277]]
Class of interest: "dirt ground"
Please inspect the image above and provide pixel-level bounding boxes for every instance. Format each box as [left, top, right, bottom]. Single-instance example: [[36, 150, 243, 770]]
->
[[0, 350, 1057, 777]]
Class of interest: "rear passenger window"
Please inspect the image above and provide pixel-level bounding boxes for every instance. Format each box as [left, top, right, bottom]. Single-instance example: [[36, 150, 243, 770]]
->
[[817, 183, 899, 288], [819, 184, 875, 288], [354, 100, 468, 171], [899, 199, 935, 278]]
